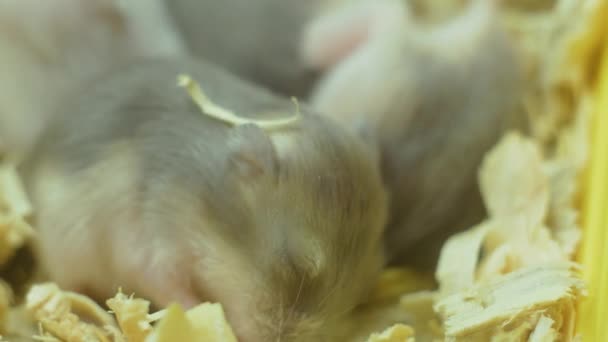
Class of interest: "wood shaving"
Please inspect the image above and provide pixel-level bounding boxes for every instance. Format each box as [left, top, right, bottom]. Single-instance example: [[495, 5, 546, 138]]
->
[[144, 302, 237, 342], [25, 283, 113, 342], [0, 280, 12, 334], [434, 263, 585, 341], [365, 324, 415, 342], [2, 283, 239, 342], [478, 132, 548, 224], [529, 316, 559, 342], [0, 163, 34, 266], [400, 291, 443, 341], [428, 1, 600, 332], [543, 95, 591, 258], [105, 290, 157, 342], [503, 0, 603, 147], [472, 133, 568, 280], [434, 130, 586, 340], [183, 303, 237, 341], [177, 74, 300, 130], [435, 222, 490, 294]]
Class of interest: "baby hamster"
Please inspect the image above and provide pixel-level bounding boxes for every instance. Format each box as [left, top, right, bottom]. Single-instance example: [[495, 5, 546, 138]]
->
[[302, 0, 527, 268], [20, 57, 388, 341]]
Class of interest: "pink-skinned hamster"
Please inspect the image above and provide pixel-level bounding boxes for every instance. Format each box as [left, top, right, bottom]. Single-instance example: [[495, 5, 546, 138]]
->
[[301, 0, 528, 268], [162, 0, 344, 98], [0, 0, 185, 159], [19, 57, 388, 342]]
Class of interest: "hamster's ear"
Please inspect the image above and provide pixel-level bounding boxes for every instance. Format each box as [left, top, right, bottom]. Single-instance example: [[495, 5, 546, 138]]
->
[[227, 124, 278, 180]]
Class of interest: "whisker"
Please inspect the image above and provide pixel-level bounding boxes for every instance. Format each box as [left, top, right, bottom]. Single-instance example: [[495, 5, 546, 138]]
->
[[277, 294, 286, 341], [314, 282, 340, 311], [285, 274, 306, 323], [294, 275, 306, 308]]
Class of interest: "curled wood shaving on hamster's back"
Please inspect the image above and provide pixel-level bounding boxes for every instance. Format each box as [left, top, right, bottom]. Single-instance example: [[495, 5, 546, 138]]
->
[[177, 74, 301, 129]]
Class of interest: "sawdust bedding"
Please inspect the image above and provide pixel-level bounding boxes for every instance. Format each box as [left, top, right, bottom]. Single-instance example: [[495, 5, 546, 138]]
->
[[0, 0, 601, 340]]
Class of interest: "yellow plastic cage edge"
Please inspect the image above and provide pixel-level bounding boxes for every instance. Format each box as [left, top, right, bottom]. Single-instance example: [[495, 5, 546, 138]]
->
[[575, 22, 608, 341]]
